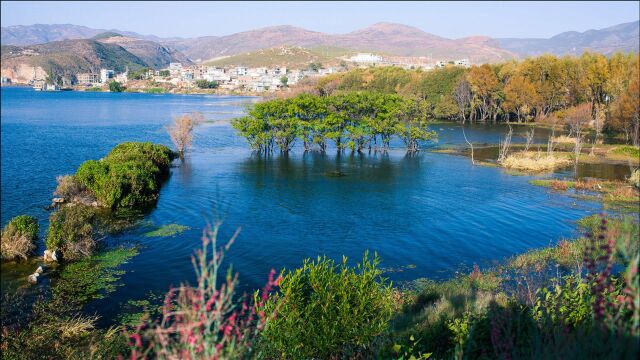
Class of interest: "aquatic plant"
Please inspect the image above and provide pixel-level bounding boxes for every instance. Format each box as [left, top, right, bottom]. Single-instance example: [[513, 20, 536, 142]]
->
[[258, 252, 395, 359], [143, 223, 191, 238], [0, 215, 39, 261]]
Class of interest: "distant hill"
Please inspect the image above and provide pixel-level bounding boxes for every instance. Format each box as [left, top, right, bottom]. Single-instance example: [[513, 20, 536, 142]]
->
[[496, 21, 639, 57], [166, 23, 516, 63], [1, 39, 148, 83], [204, 46, 355, 68], [0, 33, 191, 84], [96, 34, 192, 68], [2, 21, 638, 67], [1, 24, 170, 46]]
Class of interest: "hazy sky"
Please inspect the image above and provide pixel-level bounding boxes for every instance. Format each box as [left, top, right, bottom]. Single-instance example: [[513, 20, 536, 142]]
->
[[1, 1, 638, 39]]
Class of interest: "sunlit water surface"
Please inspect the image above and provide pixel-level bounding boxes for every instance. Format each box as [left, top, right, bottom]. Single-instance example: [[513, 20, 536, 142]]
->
[[1, 87, 608, 323]]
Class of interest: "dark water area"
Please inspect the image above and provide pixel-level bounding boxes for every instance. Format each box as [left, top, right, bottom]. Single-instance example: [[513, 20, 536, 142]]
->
[[1, 87, 606, 324]]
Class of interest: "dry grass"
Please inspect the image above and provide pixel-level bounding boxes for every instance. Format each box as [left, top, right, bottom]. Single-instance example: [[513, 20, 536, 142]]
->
[[57, 315, 99, 339], [501, 151, 572, 172], [552, 135, 578, 144], [1, 234, 35, 261]]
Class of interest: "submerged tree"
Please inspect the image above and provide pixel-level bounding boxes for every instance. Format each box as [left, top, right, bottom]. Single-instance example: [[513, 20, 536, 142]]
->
[[166, 112, 203, 159]]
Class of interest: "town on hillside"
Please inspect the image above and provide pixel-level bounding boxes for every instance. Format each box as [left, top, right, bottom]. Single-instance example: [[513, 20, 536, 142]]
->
[[4, 52, 471, 93]]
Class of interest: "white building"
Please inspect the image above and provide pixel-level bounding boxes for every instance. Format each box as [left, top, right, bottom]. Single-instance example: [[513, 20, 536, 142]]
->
[[348, 53, 383, 64], [235, 66, 248, 76], [454, 59, 470, 68], [76, 73, 99, 85], [100, 69, 115, 83], [169, 63, 183, 71]]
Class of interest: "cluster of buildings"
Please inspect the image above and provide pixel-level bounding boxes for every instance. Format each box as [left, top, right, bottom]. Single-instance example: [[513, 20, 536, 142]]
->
[[74, 63, 341, 92], [345, 53, 471, 70], [69, 53, 472, 93]]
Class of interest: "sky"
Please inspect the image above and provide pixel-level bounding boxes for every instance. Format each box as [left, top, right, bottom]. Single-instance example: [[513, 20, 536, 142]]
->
[[1, 1, 639, 39]]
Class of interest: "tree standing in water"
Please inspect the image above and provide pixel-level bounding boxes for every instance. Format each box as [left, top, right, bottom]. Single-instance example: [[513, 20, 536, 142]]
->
[[166, 112, 203, 160]]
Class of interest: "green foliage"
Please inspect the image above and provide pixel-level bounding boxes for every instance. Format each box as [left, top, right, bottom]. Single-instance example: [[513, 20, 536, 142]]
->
[[54, 247, 139, 304], [259, 252, 394, 359], [108, 81, 125, 92], [0, 247, 137, 359], [1, 215, 39, 260], [612, 145, 640, 158], [195, 79, 218, 89], [143, 223, 190, 237], [74, 142, 174, 210], [127, 67, 151, 80], [232, 92, 437, 153], [533, 276, 592, 329], [158, 70, 170, 77], [46, 204, 97, 259]]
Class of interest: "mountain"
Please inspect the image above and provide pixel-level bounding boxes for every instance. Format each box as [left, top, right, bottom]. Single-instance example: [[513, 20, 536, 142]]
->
[[164, 25, 330, 62], [95, 34, 192, 68], [1, 39, 148, 83], [496, 21, 639, 57], [0, 33, 191, 84], [1, 24, 170, 46], [166, 23, 516, 63], [204, 45, 355, 68], [2, 21, 638, 66]]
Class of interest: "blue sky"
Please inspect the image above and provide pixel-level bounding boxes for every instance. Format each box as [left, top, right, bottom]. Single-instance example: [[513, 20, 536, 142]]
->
[[1, 1, 638, 39]]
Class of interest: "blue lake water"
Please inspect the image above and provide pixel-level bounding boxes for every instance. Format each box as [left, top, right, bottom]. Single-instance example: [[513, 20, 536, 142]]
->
[[1, 87, 604, 323]]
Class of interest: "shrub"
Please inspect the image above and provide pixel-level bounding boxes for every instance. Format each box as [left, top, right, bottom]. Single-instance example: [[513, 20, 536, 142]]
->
[[259, 252, 394, 359], [108, 81, 125, 92], [1, 215, 39, 261], [74, 142, 175, 210], [46, 205, 97, 260], [128, 223, 277, 359]]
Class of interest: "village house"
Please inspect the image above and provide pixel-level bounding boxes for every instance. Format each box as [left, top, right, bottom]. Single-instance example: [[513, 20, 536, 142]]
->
[[76, 73, 100, 85]]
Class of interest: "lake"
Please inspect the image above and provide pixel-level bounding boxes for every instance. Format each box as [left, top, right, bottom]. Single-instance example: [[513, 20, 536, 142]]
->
[[1, 87, 605, 323]]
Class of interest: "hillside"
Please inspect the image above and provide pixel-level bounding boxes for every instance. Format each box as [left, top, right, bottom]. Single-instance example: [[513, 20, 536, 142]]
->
[[204, 46, 355, 68], [497, 20, 640, 57], [167, 23, 516, 63], [1, 39, 147, 83], [0, 24, 168, 45], [96, 34, 192, 68], [2, 21, 638, 66]]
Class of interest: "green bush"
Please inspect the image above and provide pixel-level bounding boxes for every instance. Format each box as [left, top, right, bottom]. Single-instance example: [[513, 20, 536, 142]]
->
[[1, 215, 39, 260], [46, 205, 97, 260], [74, 142, 175, 210], [259, 252, 394, 358], [108, 81, 125, 92]]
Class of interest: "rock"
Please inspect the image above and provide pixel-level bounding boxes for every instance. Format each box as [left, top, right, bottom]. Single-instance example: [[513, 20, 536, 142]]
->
[[35, 266, 44, 274], [52, 197, 65, 203], [27, 273, 39, 284], [91, 201, 98, 207], [43, 250, 60, 262]]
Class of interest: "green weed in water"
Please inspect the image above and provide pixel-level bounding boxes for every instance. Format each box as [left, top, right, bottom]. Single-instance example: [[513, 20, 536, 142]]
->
[[143, 223, 190, 237]]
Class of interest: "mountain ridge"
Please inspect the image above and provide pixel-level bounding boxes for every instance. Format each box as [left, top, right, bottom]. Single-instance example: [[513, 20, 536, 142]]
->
[[2, 20, 638, 65]]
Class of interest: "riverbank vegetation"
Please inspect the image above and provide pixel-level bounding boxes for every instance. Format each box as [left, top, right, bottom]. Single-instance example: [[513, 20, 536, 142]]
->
[[45, 142, 175, 260], [530, 178, 640, 211], [1, 215, 39, 261], [295, 52, 639, 145], [232, 92, 437, 153], [2, 213, 638, 359]]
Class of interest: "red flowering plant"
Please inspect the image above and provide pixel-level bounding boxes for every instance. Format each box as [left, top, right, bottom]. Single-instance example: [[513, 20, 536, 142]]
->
[[124, 222, 281, 359]]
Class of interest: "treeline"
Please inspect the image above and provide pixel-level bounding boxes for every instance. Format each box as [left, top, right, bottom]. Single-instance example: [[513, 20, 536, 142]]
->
[[300, 52, 639, 145], [232, 92, 436, 153]]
